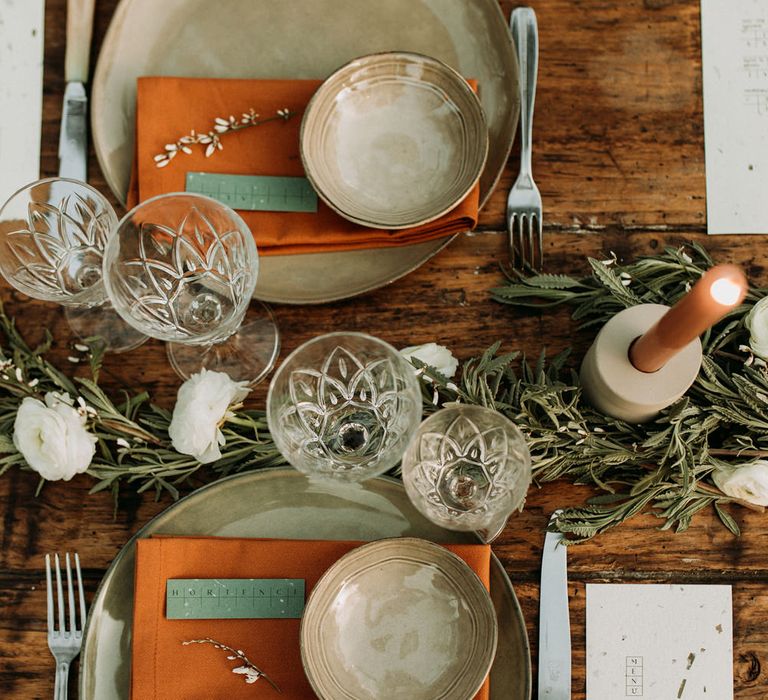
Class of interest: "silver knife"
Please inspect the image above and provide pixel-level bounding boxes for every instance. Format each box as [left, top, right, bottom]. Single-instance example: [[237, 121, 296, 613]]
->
[[58, 0, 96, 181], [539, 511, 572, 699]]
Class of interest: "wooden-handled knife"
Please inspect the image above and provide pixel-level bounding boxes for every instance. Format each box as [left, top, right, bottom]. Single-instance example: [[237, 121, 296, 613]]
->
[[58, 0, 96, 181]]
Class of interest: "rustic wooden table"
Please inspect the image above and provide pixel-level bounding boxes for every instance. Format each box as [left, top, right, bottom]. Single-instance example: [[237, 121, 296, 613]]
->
[[1, 0, 765, 697]]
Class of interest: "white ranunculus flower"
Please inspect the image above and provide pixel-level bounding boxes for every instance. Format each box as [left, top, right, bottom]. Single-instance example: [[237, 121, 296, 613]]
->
[[745, 297, 768, 359], [712, 460, 768, 506], [400, 343, 459, 379], [168, 369, 250, 464], [13, 392, 97, 481]]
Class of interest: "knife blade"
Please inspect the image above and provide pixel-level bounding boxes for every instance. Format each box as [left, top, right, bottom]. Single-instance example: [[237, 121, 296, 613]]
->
[[538, 511, 571, 699], [58, 0, 96, 181]]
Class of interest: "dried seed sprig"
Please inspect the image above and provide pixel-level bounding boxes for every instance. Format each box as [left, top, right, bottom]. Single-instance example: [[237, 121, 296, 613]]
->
[[155, 108, 293, 167], [183, 638, 281, 692]]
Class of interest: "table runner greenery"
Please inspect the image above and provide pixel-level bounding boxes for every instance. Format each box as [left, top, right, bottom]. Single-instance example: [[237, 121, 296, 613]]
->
[[0, 243, 765, 541]]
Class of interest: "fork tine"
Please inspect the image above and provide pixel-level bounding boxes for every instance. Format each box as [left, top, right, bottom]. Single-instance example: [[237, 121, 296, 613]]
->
[[518, 215, 528, 270], [45, 554, 54, 634], [508, 213, 518, 270], [535, 214, 543, 270], [533, 212, 544, 272], [54, 553, 65, 633], [75, 553, 86, 631], [509, 214, 522, 271], [65, 553, 76, 634], [520, 213, 533, 271], [525, 215, 535, 272], [515, 214, 524, 270]]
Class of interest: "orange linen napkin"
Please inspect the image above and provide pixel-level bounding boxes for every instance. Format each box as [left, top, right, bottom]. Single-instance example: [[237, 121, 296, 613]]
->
[[129, 77, 480, 256], [131, 536, 491, 699]]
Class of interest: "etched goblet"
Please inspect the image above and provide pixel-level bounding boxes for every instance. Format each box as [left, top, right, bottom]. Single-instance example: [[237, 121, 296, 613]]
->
[[267, 332, 422, 481], [0, 177, 146, 351], [401, 405, 532, 540], [102, 193, 279, 383]]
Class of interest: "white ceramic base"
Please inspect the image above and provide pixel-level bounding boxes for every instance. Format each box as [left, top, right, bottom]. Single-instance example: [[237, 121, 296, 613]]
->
[[65, 302, 148, 353], [579, 304, 702, 423], [166, 301, 280, 384]]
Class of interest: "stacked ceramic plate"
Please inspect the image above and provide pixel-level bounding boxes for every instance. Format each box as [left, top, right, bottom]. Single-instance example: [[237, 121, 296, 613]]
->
[[301, 537, 498, 700], [300, 52, 489, 229]]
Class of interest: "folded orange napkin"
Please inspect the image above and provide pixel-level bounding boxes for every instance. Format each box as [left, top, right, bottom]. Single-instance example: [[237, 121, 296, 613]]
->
[[129, 76, 480, 256], [130, 536, 491, 699]]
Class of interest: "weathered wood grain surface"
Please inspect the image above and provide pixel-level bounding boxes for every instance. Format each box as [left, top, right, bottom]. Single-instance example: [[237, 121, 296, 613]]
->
[[1, 0, 766, 698]]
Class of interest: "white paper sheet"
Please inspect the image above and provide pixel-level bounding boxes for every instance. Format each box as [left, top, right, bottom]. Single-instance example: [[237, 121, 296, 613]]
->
[[702, 0, 768, 233], [0, 0, 45, 203], [586, 584, 733, 700]]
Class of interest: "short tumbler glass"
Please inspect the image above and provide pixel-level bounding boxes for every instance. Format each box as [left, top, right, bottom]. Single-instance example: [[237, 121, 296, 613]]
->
[[267, 332, 422, 481], [402, 404, 532, 538]]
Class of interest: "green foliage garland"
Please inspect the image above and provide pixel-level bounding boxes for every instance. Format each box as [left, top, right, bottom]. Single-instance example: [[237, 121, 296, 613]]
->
[[0, 305, 284, 500], [0, 243, 764, 541], [482, 243, 766, 540]]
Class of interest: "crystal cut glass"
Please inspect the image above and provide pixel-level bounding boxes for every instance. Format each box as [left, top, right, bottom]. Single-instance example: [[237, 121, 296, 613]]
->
[[0, 178, 146, 352], [103, 193, 279, 383], [402, 405, 532, 537], [267, 332, 422, 481]]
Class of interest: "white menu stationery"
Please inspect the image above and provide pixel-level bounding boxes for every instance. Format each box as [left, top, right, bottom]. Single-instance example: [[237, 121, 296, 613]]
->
[[0, 0, 45, 202], [586, 584, 733, 699], [702, 0, 768, 234]]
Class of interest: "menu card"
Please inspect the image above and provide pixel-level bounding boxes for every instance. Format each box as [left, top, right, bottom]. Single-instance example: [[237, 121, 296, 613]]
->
[[701, 0, 768, 233], [586, 584, 733, 699], [0, 0, 44, 202]]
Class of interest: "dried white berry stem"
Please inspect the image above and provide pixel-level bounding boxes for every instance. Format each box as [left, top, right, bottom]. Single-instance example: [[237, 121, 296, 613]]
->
[[155, 108, 293, 167], [182, 638, 281, 693]]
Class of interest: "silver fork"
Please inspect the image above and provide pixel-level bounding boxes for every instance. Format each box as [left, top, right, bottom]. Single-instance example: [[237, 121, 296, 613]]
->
[[46, 553, 86, 700], [508, 7, 543, 271]]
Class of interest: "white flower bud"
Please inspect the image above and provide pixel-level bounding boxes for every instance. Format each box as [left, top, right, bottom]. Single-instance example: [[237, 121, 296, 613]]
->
[[13, 392, 96, 481], [745, 297, 768, 359], [400, 343, 459, 379], [168, 369, 250, 463], [713, 460, 768, 506]]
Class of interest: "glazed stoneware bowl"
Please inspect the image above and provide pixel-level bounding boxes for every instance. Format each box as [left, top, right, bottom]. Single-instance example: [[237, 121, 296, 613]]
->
[[300, 52, 489, 229], [300, 537, 498, 700]]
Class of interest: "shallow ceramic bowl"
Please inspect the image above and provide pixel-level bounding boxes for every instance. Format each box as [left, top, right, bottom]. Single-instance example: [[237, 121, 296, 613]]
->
[[300, 52, 489, 229], [301, 537, 498, 700]]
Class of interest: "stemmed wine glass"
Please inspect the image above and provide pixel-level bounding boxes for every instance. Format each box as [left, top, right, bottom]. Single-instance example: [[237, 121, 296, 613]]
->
[[0, 177, 146, 352], [401, 404, 532, 541], [102, 192, 280, 383], [267, 332, 422, 481]]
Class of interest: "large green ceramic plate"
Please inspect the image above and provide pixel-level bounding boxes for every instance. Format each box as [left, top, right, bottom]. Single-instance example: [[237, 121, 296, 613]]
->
[[91, 0, 519, 304], [78, 469, 531, 699]]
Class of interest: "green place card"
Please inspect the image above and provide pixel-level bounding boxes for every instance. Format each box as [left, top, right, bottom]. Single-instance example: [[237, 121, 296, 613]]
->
[[185, 172, 318, 212], [166, 578, 305, 619]]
